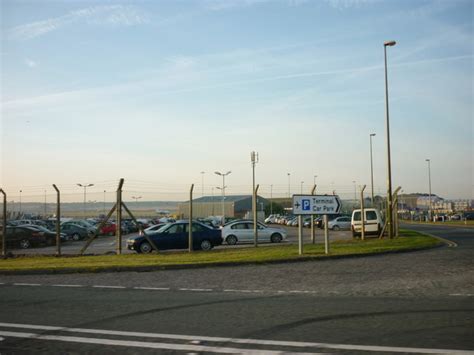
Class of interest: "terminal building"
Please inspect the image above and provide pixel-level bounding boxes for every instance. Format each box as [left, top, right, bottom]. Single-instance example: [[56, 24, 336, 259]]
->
[[177, 195, 269, 219]]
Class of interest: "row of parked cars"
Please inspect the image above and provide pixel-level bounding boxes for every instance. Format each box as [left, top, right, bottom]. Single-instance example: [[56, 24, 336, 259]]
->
[[127, 219, 288, 253]]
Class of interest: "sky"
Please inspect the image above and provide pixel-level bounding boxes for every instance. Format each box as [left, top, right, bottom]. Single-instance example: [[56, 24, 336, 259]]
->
[[1, 0, 473, 204]]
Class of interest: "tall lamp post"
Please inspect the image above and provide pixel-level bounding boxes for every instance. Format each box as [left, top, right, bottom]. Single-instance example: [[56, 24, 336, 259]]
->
[[300, 181, 304, 194], [287, 173, 291, 198], [426, 159, 432, 221], [19, 190, 22, 215], [103, 190, 106, 214], [215, 171, 231, 225], [270, 184, 273, 215], [352, 180, 357, 203], [77, 183, 94, 218], [369, 133, 376, 206], [132, 196, 142, 211], [313, 175, 318, 186], [384, 40, 396, 238]]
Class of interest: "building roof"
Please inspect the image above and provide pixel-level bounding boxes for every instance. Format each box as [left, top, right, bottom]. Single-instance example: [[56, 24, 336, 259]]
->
[[185, 195, 267, 203]]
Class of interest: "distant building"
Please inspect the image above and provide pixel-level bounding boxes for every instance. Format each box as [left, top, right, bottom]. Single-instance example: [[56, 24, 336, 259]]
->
[[178, 195, 269, 219]]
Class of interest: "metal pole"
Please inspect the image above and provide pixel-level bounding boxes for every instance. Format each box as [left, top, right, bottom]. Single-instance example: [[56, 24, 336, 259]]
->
[[370, 133, 376, 206], [116, 178, 124, 255], [103, 190, 106, 215], [200, 171, 205, 198], [298, 215, 303, 255], [254, 184, 259, 247], [53, 184, 61, 256], [384, 40, 396, 239], [311, 184, 317, 244], [221, 175, 225, 224], [19, 190, 22, 215], [300, 181, 304, 194], [212, 187, 215, 216], [324, 214, 329, 254], [270, 184, 273, 215], [352, 181, 357, 203], [360, 185, 367, 241], [287, 173, 291, 199], [44, 190, 47, 217], [426, 159, 432, 221], [1, 189, 6, 256], [189, 184, 194, 252], [392, 186, 402, 237]]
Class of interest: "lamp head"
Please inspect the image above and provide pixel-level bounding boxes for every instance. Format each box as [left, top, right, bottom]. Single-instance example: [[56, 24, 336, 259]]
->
[[384, 40, 396, 47]]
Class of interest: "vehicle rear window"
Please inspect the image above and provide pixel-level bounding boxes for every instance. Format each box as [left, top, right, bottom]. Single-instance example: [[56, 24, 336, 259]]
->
[[366, 211, 377, 220]]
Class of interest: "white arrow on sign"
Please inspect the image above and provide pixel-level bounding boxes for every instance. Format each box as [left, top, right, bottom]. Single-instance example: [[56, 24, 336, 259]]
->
[[292, 195, 342, 215]]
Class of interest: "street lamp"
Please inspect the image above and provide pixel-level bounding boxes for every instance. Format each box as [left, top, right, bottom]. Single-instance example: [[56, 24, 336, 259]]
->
[[352, 180, 357, 202], [44, 190, 47, 216], [426, 159, 432, 221], [77, 183, 94, 218], [300, 181, 304, 194], [313, 175, 318, 186], [132, 195, 142, 210], [287, 173, 291, 198], [103, 190, 106, 214], [370, 133, 376, 206], [200, 171, 206, 197], [270, 184, 273, 215], [384, 39, 396, 238], [19, 190, 22, 215], [214, 171, 231, 225]]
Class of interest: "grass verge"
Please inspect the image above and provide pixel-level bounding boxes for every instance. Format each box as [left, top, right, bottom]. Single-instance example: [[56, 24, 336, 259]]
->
[[0, 230, 442, 274]]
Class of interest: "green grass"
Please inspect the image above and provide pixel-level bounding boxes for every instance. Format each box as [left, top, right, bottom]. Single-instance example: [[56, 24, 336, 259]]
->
[[0, 230, 442, 274]]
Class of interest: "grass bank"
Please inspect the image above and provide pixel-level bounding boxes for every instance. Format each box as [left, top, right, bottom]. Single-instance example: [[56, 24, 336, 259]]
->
[[0, 230, 442, 274]]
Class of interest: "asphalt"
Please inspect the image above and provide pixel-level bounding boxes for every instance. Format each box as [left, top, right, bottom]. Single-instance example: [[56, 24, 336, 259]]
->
[[0, 224, 472, 354]]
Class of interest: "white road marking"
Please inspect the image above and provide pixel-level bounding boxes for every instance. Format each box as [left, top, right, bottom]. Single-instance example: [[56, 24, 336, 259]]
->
[[51, 284, 84, 288], [12, 283, 41, 286], [133, 287, 170, 291], [0, 322, 471, 354], [0, 330, 289, 354], [449, 293, 474, 297], [179, 288, 212, 292], [92, 285, 126, 289]]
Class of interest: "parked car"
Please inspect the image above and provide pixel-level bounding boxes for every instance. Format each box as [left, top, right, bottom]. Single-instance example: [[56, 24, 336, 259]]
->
[[351, 208, 384, 238], [0, 226, 48, 249], [221, 220, 287, 245], [61, 224, 95, 241], [62, 220, 96, 235], [139, 223, 165, 235], [100, 222, 117, 236], [127, 221, 222, 253], [327, 216, 352, 231], [18, 224, 68, 245]]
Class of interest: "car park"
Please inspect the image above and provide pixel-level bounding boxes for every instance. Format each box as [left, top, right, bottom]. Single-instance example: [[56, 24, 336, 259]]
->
[[221, 220, 287, 245], [99, 222, 116, 236], [18, 224, 68, 245], [127, 221, 222, 253], [351, 208, 384, 238]]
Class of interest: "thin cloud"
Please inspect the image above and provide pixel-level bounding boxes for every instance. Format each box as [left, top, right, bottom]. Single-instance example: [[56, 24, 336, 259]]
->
[[7, 5, 149, 40], [25, 58, 37, 68], [324, 0, 380, 10]]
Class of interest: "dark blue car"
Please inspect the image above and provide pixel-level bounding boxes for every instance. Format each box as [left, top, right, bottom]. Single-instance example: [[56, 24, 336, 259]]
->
[[126, 221, 222, 253]]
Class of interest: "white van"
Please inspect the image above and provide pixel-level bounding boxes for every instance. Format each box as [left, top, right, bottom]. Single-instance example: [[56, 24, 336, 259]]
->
[[351, 208, 384, 238]]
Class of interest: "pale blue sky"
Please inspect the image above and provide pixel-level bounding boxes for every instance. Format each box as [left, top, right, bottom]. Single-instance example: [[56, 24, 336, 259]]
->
[[1, 0, 473, 202]]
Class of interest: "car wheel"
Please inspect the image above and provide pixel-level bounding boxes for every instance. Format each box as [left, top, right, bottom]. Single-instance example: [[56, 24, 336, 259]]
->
[[270, 233, 282, 243], [226, 235, 237, 245], [19, 239, 31, 249], [72, 233, 81, 241], [139, 242, 153, 254], [200, 239, 212, 251], [333, 225, 340, 231]]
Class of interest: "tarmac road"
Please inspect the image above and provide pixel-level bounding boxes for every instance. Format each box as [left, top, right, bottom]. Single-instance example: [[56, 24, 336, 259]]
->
[[0, 224, 472, 353]]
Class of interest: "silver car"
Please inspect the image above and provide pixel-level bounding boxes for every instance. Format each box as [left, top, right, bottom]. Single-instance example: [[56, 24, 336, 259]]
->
[[328, 216, 351, 231], [222, 220, 287, 245]]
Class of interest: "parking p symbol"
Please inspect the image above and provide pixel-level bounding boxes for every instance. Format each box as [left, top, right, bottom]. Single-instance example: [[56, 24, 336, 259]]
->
[[302, 199, 310, 211]]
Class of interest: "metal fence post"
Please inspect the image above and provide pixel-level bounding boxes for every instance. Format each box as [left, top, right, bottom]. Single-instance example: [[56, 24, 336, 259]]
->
[[52, 184, 61, 256], [116, 178, 124, 255], [311, 184, 317, 244], [0, 189, 6, 256], [324, 214, 329, 254], [254, 184, 259, 247], [392, 186, 401, 238], [189, 184, 194, 252], [298, 215, 303, 255], [360, 185, 367, 241]]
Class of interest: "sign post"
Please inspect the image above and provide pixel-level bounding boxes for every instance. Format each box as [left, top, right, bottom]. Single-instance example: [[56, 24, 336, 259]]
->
[[292, 194, 341, 255]]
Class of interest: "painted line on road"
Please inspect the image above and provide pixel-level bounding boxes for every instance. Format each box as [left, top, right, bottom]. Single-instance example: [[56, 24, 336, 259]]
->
[[133, 287, 170, 291], [51, 284, 84, 288], [0, 322, 471, 354], [178, 288, 213, 292], [12, 283, 41, 286], [0, 330, 291, 354], [449, 293, 474, 297], [92, 285, 126, 289]]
